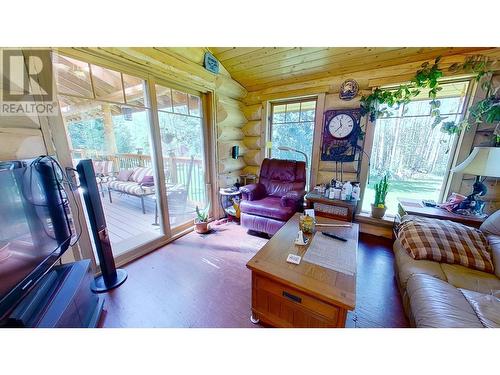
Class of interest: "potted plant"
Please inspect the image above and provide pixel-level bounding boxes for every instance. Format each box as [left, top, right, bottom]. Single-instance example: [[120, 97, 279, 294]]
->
[[194, 203, 211, 234], [371, 174, 389, 219]]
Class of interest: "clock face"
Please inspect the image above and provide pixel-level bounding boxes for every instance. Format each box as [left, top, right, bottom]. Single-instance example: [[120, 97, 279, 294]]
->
[[328, 114, 354, 139]]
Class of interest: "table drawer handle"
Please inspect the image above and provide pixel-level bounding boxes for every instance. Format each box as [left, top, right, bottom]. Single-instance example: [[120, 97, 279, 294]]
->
[[282, 291, 302, 303]]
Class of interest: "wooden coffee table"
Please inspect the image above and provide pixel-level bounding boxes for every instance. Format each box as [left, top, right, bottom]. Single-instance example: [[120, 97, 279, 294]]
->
[[246, 213, 358, 328]]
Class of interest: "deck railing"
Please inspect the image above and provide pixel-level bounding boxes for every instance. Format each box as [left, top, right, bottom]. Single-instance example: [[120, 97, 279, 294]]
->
[[72, 149, 206, 205]]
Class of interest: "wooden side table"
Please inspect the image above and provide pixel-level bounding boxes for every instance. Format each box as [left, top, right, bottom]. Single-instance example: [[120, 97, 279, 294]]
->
[[394, 197, 486, 238], [219, 188, 241, 222], [397, 198, 485, 228], [305, 191, 358, 222]]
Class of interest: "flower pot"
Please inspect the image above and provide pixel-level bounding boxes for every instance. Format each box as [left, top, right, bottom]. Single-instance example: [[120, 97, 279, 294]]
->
[[194, 219, 209, 234], [371, 204, 387, 219]]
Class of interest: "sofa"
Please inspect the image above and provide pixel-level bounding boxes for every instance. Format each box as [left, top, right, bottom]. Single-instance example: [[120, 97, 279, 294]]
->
[[394, 210, 500, 327], [240, 158, 306, 236], [107, 166, 155, 214]]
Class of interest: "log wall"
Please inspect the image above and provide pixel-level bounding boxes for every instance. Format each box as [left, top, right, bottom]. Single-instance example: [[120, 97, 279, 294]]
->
[[241, 103, 263, 177], [215, 94, 248, 187]]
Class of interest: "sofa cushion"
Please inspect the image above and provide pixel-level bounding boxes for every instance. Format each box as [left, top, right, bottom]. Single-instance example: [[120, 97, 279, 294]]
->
[[406, 274, 483, 328], [393, 239, 447, 290], [440, 263, 500, 294], [240, 196, 295, 221], [398, 215, 494, 273], [487, 234, 500, 278], [479, 209, 500, 236], [460, 289, 500, 328]]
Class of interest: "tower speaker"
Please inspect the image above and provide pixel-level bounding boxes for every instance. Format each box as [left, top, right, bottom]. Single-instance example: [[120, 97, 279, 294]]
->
[[76, 159, 127, 293]]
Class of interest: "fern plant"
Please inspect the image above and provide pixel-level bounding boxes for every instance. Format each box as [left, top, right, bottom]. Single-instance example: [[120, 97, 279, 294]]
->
[[374, 175, 389, 208], [195, 202, 210, 223]]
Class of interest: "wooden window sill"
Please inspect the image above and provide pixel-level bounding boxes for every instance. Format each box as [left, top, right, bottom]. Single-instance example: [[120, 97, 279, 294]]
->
[[355, 212, 394, 228]]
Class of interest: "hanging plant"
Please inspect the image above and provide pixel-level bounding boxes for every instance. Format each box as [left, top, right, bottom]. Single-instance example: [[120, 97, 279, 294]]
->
[[360, 55, 498, 138]]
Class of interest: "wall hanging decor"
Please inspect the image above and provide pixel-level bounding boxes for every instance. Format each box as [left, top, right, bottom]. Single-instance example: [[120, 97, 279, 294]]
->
[[203, 52, 219, 74], [321, 108, 362, 162], [339, 79, 359, 101]]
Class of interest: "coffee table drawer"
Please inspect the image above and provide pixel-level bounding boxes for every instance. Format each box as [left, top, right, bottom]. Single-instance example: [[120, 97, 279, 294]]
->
[[254, 274, 339, 321]]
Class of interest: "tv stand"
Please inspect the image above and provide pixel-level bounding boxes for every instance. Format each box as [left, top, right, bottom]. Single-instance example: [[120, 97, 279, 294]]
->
[[2, 260, 104, 328]]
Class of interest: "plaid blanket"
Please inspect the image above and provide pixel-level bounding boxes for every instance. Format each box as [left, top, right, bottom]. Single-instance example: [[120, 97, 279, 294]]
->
[[398, 215, 494, 274]]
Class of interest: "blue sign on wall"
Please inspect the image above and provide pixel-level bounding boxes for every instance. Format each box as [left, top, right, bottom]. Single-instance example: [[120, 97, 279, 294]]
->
[[204, 52, 219, 74]]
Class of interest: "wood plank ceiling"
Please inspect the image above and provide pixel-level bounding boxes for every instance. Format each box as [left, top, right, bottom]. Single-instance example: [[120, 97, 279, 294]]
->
[[209, 47, 496, 92]]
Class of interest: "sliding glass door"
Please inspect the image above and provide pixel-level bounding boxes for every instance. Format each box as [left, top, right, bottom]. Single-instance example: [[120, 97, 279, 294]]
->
[[54, 54, 165, 260], [52, 52, 212, 265], [155, 83, 208, 231]]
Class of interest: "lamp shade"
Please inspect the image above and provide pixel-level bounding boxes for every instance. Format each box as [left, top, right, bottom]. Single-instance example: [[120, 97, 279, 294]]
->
[[452, 147, 500, 177]]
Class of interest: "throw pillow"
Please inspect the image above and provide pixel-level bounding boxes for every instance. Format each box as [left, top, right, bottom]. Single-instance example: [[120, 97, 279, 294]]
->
[[140, 175, 155, 187], [398, 215, 494, 274], [116, 169, 133, 182]]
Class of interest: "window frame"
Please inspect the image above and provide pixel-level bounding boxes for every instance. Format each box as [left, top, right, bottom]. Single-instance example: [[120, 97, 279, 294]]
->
[[267, 96, 318, 188], [360, 78, 474, 216]]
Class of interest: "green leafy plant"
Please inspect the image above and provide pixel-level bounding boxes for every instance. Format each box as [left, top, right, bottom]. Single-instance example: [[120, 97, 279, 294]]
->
[[360, 55, 498, 139], [195, 202, 210, 223], [373, 175, 389, 208], [460, 84, 500, 143]]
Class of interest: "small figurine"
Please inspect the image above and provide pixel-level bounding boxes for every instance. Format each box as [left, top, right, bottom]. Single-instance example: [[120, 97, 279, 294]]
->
[[294, 230, 308, 246]]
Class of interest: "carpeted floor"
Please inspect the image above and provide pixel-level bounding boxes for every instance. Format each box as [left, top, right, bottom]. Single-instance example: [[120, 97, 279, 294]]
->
[[99, 221, 408, 328]]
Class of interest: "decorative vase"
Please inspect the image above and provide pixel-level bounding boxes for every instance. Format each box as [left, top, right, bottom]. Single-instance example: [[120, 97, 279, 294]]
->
[[371, 204, 387, 219], [299, 214, 315, 234], [194, 219, 209, 234]]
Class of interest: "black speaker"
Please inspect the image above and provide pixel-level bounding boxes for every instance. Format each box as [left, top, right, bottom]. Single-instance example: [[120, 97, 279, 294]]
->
[[231, 145, 239, 159], [76, 159, 127, 293]]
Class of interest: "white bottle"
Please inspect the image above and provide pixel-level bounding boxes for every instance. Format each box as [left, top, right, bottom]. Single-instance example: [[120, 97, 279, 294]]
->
[[334, 188, 341, 200], [328, 188, 335, 199], [342, 181, 353, 200], [352, 183, 361, 201]]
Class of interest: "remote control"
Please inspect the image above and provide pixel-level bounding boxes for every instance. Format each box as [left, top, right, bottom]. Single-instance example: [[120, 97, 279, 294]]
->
[[322, 232, 348, 242], [286, 254, 301, 265], [422, 199, 437, 207]]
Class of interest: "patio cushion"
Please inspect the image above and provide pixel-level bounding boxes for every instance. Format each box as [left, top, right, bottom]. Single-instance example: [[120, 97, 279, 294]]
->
[[130, 167, 153, 183], [140, 175, 155, 187], [108, 180, 154, 196], [117, 169, 134, 182]]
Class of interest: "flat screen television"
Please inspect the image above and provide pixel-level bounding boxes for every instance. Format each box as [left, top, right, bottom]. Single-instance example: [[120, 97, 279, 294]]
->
[[0, 157, 72, 319]]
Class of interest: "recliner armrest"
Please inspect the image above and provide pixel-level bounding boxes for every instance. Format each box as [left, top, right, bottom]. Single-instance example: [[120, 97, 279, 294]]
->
[[240, 183, 266, 201], [281, 190, 306, 208]]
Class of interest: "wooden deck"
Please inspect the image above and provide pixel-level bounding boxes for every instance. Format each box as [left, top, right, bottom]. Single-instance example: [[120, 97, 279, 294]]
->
[[99, 192, 196, 256]]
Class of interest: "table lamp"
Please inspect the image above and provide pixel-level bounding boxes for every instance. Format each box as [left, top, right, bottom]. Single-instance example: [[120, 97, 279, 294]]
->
[[452, 147, 500, 215]]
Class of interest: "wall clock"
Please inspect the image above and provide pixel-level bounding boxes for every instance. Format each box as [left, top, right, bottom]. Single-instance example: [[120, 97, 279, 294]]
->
[[339, 79, 359, 101], [321, 109, 362, 162]]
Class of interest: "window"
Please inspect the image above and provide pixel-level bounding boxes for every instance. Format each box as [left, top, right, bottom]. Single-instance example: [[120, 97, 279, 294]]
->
[[361, 81, 470, 216], [269, 99, 316, 187]]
